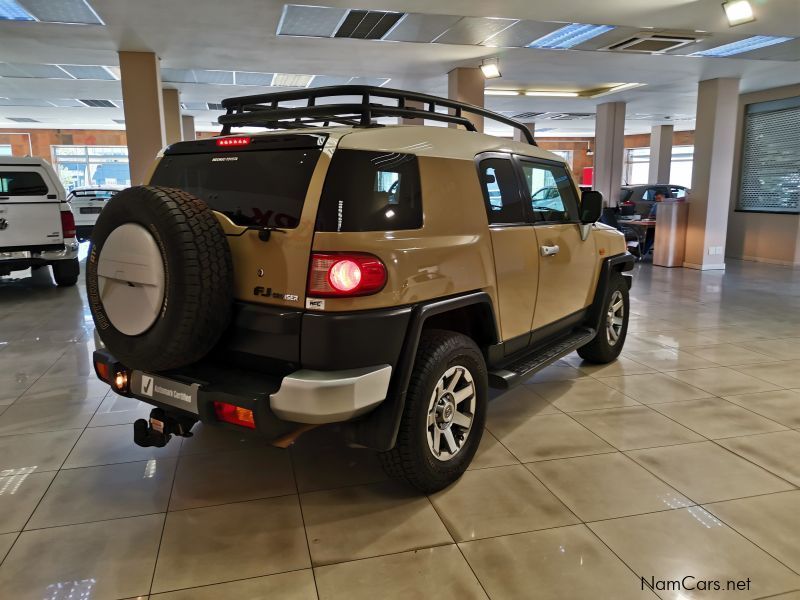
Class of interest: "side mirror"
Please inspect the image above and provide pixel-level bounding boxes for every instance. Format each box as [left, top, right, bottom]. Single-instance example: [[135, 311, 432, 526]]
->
[[581, 190, 603, 223]]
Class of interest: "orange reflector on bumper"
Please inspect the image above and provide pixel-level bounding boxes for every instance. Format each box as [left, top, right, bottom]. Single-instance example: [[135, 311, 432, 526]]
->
[[213, 402, 256, 429], [95, 361, 110, 382]]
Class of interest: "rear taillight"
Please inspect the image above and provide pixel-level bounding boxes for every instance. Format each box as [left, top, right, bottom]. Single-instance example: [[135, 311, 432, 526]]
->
[[214, 402, 256, 429], [307, 252, 387, 297], [60, 210, 76, 239]]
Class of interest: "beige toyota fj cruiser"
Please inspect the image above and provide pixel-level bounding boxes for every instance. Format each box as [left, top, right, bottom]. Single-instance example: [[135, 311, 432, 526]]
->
[[87, 86, 632, 492]]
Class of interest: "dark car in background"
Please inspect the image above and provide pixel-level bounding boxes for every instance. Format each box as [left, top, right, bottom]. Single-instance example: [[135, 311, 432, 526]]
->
[[620, 184, 689, 216]]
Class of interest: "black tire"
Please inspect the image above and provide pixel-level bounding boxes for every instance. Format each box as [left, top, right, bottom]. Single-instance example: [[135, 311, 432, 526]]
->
[[52, 258, 79, 287], [379, 330, 487, 493], [86, 186, 233, 372], [577, 273, 629, 363]]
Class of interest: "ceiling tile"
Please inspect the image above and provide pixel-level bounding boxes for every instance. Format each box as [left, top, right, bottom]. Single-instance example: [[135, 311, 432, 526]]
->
[[0, 62, 72, 78], [234, 71, 275, 86], [483, 20, 565, 48], [383, 13, 460, 43], [58, 64, 116, 80], [433, 17, 517, 46], [278, 4, 347, 38], [18, 0, 103, 25]]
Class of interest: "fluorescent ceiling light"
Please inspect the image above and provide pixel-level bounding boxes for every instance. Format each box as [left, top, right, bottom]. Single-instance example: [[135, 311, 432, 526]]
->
[[692, 35, 793, 57], [485, 89, 520, 96], [528, 23, 614, 49], [272, 73, 314, 87], [480, 59, 501, 79], [722, 0, 755, 27], [0, 0, 33, 20], [589, 83, 644, 98], [524, 90, 579, 97]]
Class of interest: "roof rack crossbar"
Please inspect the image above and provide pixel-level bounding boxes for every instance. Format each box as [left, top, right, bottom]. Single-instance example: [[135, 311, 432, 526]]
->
[[218, 85, 536, 145]]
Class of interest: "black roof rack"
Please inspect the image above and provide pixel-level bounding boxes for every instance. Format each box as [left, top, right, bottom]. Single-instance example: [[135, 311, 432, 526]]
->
[[218, 85, 536, 146]]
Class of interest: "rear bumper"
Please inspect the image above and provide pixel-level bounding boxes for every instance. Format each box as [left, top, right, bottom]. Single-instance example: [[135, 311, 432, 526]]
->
[[93, 349, 392, 435], [0, 238, 79, 272]]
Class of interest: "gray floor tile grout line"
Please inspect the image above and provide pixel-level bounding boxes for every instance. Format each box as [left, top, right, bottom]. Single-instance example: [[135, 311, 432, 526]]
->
[[146, 435, 183, 596], [423, 500, 492, 599], [289, 449, 323, 600]]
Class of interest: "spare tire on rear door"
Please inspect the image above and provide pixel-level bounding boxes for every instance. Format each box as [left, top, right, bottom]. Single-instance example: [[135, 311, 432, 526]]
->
[[86, 186, 233, 372]]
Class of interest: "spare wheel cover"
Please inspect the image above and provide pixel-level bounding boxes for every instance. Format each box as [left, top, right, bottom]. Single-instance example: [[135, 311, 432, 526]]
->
[[97, 223, 165, 336]]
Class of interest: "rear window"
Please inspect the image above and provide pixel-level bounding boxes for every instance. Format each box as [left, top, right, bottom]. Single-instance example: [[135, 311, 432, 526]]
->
[[0, 171, 48, 196], [316, 150, 422, 232], [150, 149, 322, 228]]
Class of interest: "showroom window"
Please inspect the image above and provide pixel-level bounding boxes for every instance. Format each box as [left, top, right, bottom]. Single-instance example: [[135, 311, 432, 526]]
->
[[51, 145, 131, 191], [737, 97, 800, 214], [623, 145, 694, 188], [548, 150, 573, 168], [0, 144, 11, 156]]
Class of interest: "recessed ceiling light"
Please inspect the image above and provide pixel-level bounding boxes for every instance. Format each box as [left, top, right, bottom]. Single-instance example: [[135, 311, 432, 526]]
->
[[722, 0, 756, 27], [691, 35, 793, 57], [524, 91, 580, 97], [0, 0, 33, 20], [479, 58, 501, 79], [272, 73, 314, 87], [528, 23, 614, 49], [485, 89, 520, 96]]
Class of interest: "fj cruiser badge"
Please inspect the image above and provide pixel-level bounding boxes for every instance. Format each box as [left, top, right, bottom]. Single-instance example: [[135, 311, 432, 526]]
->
[[254, 286, 299, 302]]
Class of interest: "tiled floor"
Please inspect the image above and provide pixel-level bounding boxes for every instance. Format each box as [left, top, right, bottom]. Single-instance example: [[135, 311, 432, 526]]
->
[[1, 257, 800, 599]]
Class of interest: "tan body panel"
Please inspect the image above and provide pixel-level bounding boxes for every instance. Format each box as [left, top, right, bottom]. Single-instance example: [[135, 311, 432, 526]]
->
[[310, 156, 497, 312], [488, 226, 540, 342]]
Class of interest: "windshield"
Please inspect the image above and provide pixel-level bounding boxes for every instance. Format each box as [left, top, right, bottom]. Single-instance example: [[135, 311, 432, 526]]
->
[[150, 148, 322, 228]]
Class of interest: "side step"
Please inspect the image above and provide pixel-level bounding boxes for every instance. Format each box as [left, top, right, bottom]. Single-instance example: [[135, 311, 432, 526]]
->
[[488, 328, 596, 389]]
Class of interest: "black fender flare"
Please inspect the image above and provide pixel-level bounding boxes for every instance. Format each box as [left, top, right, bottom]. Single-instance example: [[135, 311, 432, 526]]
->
[[587, 252, 634, 332], [349, 291, 498, 451]]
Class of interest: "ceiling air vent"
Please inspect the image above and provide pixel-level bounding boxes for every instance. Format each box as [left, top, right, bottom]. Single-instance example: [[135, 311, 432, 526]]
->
[[7, 117, 40, 122], [78, 99, 117, 108], [518, 112, 594, 121], [334, 10, 404, 40], [207, 103, 225, 111], [605, 32, 699, 53]]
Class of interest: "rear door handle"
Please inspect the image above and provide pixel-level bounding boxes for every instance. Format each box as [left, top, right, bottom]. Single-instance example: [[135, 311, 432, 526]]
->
[[540, 245, 560, 257]]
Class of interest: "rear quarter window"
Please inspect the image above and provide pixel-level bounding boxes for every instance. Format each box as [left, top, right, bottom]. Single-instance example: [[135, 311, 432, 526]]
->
[[316, 150, 422, 232], [0, 171, 48, 196]]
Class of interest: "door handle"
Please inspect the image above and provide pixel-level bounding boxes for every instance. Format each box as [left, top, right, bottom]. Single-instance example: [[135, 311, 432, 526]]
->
[[540, 245, 560, 257]]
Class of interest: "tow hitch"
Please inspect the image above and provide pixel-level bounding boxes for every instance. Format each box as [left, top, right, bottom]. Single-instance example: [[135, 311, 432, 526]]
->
[[134, 408, 197, 448]]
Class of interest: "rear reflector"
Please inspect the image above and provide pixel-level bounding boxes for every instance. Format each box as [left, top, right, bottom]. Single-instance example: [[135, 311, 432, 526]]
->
[[307, 252, 387, 297], [94, 360, 110, 382], [60, 210, 76, 239], [216, 137, 250, 147], [213, 402, 256, 429]]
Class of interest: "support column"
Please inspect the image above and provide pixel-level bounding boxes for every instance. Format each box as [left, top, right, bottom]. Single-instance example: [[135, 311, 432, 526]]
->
[[683, 78, 739, 270], [513, 122, 535, 143], [447, 67, 484, 132], [162, 88, 183, 145], [181, 115, 196, 141], [118, 51, 166, 185], [400, 99, 424, 125], [593, 101, 626, 206], [648, 124, 673, 183]]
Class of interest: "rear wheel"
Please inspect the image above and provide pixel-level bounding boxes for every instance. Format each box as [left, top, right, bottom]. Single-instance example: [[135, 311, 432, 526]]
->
[[379, 330, 487, 493], [52, 258, 79, 287], [577, 273, 629, 363]]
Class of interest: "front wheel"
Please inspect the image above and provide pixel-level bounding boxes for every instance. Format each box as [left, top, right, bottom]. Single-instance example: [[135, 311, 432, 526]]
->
[[577, 273, 629, 363], [379, 330, 487, 493]]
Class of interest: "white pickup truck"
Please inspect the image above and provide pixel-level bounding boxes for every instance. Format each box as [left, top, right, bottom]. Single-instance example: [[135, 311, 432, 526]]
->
[[0, 157, 80, 286]]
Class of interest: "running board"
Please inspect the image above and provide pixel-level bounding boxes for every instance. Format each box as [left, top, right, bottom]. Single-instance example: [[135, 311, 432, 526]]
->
[[488, 328, 596, 389]]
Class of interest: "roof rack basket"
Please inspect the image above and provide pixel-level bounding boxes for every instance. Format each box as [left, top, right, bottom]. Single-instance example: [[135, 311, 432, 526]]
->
[[218, 85, 536, 145]]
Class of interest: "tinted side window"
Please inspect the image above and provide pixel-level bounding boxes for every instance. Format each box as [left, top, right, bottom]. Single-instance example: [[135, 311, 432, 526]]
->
[[670, 187, 687, 199], [478, 158, 525, 224], [0, 171, 48, 196], [316, 150, 422, 232], [519, 161, 578, 223]]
